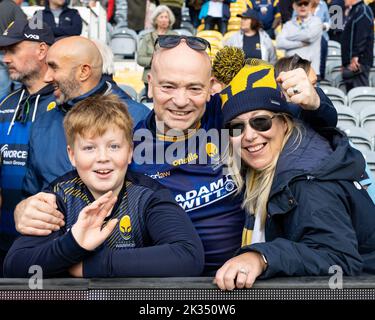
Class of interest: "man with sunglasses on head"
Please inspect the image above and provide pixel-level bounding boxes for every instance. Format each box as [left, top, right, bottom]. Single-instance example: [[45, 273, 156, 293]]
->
[[129, 34, 338, 275], [276, 0, 323, 79], [0, 19, 55, 277], [14, 34, 338, 276]]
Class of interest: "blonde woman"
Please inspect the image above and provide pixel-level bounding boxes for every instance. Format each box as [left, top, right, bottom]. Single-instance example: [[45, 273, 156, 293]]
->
[[137, 5, 177, 101], [215, 62, 375, 290]]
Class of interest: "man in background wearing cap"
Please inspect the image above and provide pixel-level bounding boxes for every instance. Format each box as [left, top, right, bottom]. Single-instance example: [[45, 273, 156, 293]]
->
[[224, 8, 276, 64], [0, 19, 56, 276], [0, 0, 26, 100], [276, 0, 323, 78]]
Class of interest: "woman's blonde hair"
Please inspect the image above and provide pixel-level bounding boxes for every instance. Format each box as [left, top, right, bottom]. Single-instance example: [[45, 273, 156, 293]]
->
[[226, 113, 301, 227], [151, 5, 176, 30]]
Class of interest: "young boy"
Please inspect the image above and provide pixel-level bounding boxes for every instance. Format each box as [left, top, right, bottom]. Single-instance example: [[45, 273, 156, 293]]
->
[[4, 94, 204, 278]]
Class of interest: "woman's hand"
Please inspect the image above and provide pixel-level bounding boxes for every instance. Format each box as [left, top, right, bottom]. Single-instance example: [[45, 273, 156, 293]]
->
[[214, 252, 267, 291], [71, 191, 118, 251], [69, 262, 83, 277], [277, 68, 320, 110]]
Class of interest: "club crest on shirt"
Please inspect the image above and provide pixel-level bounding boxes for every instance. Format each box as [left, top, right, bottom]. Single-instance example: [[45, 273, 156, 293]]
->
[[119, 215, 132, 240]]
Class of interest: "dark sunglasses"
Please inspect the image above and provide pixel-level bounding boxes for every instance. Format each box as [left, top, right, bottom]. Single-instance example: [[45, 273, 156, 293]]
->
[[296, 1, 310, 7], [225, 115, 278, 137], [154, 35, 211, 51]]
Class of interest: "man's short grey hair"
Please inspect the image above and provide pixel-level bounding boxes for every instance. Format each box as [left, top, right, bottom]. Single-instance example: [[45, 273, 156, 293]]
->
[[91, 39, 115, 76], [151, 5, 176, 30]]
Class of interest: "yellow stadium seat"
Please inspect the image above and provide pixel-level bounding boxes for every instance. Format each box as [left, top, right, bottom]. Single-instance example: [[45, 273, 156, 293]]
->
[[197, 30, 224, 41], [276, 49, 285, 60], [197, 23, 205, 32], [223, 31, 238, 42]]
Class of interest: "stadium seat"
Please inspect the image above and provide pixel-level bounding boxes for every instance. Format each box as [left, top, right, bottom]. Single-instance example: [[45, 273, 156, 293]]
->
[[181, 21, 195, 34], [326, 46, 342, 64], [343, 127, 373, 152], [348, 87, 375, 106], [328, 40, 341, 50], [110, 27, 138, 59], [360, 106, 375, 139], [223, 31, 238, 42], [369, 67, 375, 86], [350, 100, 373, 115], [175, 28, 194, 36], [326, 59, 342, 76], [227, 17, 241, 32], [138, 87, 147, 103], [321, 87, 346, 106], [118, 84, 138, 101], [336, 105, 359, 129], [196, 30, 223, 42]]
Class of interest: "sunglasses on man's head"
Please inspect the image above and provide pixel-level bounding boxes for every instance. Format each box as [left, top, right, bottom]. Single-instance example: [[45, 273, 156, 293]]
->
[[154, 35, 211, 51], [296, 1, 310, 6], [225, 115, 278, 137]]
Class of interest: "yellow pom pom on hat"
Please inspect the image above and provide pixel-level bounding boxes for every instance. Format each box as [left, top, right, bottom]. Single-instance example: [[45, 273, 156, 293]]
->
[[221, 59, 296, 125]]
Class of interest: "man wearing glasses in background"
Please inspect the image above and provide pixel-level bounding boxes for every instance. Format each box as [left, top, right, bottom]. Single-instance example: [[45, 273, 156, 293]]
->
[[14, 34, 338, 277], [276, 0, 323, 80]]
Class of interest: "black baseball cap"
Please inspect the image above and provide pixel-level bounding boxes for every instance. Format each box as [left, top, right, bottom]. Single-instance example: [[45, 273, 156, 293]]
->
[[0, 19, 55, 48], [236, 8, 260, 21]]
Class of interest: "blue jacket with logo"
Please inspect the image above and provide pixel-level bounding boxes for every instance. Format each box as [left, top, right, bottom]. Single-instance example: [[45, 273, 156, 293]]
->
[[0, 84, 56, 245], [238, 126, 375, 277], [37, 0, 82, 38], [130, 88, 338, 275], [22, 79, 150, 197], [4, 170, 204, 277]]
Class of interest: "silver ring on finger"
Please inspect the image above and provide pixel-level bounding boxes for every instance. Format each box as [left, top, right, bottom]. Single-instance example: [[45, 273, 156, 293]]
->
[[293, 86, 299, 95], [238, 267, 249, 276]]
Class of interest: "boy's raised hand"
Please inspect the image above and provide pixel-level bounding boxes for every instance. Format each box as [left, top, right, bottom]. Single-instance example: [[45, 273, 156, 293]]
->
[[71, 191, 118, 251]]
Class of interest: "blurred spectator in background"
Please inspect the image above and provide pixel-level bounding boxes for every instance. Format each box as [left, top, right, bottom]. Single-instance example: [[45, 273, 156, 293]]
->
[[155, 0, 184, 28], [328, 0, 345, 42], [200, 0, 234, 34], [279, 0, 294, 23], [276, 0, 322, 78], [93, 39, 150, 123], [310, 0, 330, 80], [36, 0, 83, 38], [186, 0, 203, 28], [249, 0, 281, 40], [341, 0, 374, 92], [137, 5, 177, 101], [224, 8, 276, 64], [127, 0, 147, 32], [369, 0, 375, 16], [293, 0, 330, 79], [0, 0, 27, 100]]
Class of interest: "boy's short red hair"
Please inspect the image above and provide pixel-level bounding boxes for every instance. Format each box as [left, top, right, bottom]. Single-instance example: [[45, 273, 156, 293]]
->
[[63, 94, 133, 147]]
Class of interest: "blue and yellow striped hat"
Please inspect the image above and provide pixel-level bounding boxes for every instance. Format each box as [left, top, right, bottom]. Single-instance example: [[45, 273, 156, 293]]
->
[[221, 60, 296, 125]]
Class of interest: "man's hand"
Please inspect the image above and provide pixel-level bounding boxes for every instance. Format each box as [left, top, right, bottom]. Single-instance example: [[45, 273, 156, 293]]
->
[[214, 252, 267, 291], [14, 193, 65, 236], [71, 191, 118, 251], [349, 57, 360, 72], [277, 68, 320, 110]]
